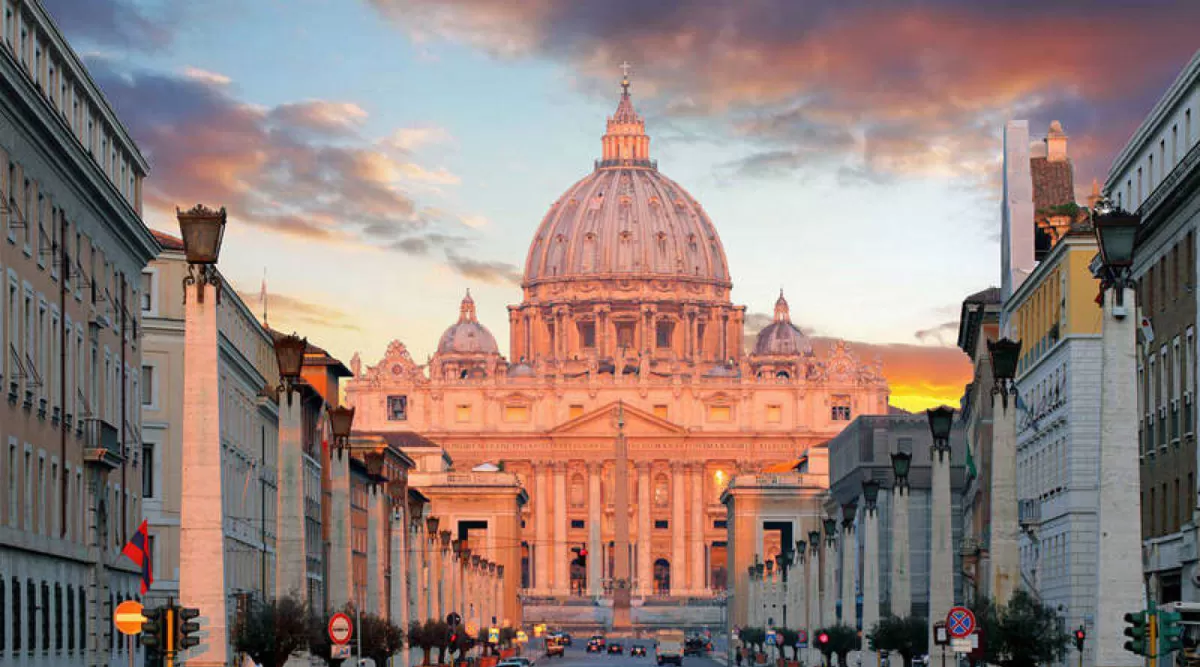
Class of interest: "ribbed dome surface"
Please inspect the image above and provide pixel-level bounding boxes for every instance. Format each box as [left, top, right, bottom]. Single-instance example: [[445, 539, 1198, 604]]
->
[[523, 167, 729, 285], [753, 291, 809, 355], [437, 291, 499, 355]]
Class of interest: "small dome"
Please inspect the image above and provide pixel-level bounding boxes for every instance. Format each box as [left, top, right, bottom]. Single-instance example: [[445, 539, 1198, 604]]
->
[[754, 290, 809, 356], [437, 290, 499, 355], [703, 363, 740, 378]]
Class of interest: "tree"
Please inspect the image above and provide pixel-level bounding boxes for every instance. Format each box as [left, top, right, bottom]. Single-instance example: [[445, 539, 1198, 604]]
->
[[868, 616, 927, 666], [409, 620, 435, 665], [231, 595, 309, 667], [500, 626, 518, 649], [740, 627, 766, 655], [774, 628, 799, 659], [427, 619, 451, 664], [816, 625, 859, 667], [360, 613, 405, 667], [972, 591, 1070, 667]]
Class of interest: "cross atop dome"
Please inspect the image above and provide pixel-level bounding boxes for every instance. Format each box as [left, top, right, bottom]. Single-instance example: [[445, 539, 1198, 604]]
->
[[774, 289, 791, 322], [620, 60, 632, 95]]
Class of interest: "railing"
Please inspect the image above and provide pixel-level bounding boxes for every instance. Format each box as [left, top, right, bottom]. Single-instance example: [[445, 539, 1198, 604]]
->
[[82, 417, 123, 468], [594, 158, 657, 170]]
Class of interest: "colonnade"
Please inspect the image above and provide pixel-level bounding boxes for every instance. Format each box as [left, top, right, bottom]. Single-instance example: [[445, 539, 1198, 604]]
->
[[526, 459, 713, 598], [406, 515, 506, 632]]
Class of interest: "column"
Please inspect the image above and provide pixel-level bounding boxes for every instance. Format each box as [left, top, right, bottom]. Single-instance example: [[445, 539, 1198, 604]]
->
[[890, 477, 912, 667], [929, 447, 952, 667], [690, 464, 706, 594], [637, 462, 652, 595], [587, 462, 603, 597], [840, 507, 856, 630], [435, 533, 448, 621], [861, 497, 880, 667], [670, 462, 687, 596], [1095, 285, 1145, 667], [808, 539, 822, 667], [790, 551, 804, 634], [389, 502, 409, 656], [822, 529, 838, 628], [412, 518, 427, 622], [366, 484, 388, 615], [328, 448, 354, 610], [748, 567, 760, 628], [178, 272, 228, 667], [553, 463, 569, 595], [426, 528, 439, 620], [535, 461, 550, 594], [275, 397, 307, 601], [990, 386, 1020, 605]]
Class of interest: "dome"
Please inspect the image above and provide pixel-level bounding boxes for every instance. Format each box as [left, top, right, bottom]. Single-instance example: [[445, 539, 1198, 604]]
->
[[507, 361, 536, 378], [754, 291, 810, 356], [437, 291, 499, 356], [522, 75, 730, 288]]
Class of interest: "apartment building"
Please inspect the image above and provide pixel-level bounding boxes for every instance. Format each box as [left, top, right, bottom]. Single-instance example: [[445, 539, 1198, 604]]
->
[[0, 1, 159, 665], [1106, 49, 1200, 604], [140, 231, 281, 610]]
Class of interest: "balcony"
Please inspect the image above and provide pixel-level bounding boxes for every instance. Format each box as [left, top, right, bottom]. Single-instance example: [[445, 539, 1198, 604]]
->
[[1018, 499, 1041, 530], [82, 418, 123, 470]]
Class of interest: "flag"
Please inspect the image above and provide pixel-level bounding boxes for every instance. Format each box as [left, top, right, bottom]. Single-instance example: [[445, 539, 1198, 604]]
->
[[965, 443, 977, 482], [121, 519, 154, 594], [1141, 316, 1155, 344]]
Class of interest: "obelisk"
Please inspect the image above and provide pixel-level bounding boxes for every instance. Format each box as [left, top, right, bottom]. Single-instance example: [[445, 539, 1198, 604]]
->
[[613, 401, 633, 629]]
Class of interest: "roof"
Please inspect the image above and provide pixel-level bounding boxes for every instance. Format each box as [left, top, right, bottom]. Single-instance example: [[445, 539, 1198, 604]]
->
[[151, 229, 185, 252], [353, 430, 444, 449], [963, 287, 1001, 305], [1031, 157, 1076, 212], [957, 286, 1002, 357]]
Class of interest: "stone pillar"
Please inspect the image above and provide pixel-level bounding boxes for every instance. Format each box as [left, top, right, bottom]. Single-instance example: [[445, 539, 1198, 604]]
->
[[823, 532, 838, 628], [366, 484, 388, 615], [671, 462, 687, 595], [790, 553, 804, 634], [275, 397, 307, 601], [990, 388, 1020, 606], [438, 534, 451, 621], [748, 568, 760, 627], [553, 463, 569, 595], [1095, 286, 1146, 667], [389, 502, 409, 656], [928, 447, 952, 667], [328, 448, 354, 610], [179, 275, 228, 667], [690, 464, 706, 594], [637, 462, 652, 595], [841, 508, 857, 667], [861, 498, 880, 667], [808, 540, 822, 667], [588, 462, 603, 597], [412, 518, 427, 622], [426, 528, 439, 620], [534, 461, 550, 594]]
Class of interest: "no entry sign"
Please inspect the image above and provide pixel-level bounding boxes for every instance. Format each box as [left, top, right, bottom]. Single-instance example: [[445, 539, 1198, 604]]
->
[[114, 600, 146, 635], [946, 607, 976, 638], [329, 612, 353, 645]]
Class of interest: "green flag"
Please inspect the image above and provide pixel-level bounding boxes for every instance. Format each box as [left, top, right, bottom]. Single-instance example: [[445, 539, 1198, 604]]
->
[[965, 442, 977, 481]]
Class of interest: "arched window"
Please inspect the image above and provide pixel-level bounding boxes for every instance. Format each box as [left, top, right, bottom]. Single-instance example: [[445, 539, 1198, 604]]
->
[[654, 474, 670, 508], [653, 559, 671, 595]]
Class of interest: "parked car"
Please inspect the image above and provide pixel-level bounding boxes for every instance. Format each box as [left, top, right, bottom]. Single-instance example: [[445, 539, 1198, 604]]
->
[[631, 646, 647, 657], [588, 638, 605, 653], [608, 643, 624, 655], [559, 632, 573, 647]]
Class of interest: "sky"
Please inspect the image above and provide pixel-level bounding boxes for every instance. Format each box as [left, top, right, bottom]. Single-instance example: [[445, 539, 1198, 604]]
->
[[42, 0, 1200, 412]]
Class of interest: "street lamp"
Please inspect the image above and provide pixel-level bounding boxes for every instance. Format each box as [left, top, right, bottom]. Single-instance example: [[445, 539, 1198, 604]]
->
[[862, 479, 881, 512], [273, 333, 308, 404], [987, 338, 1022, 405], [328, 405, 355, 449], [440, 531, 452, 549], [795, 540, 806, 557], [177, 204, 226, 303], [823, 518, 837, 544], [808, 531, 821, 550], [926, 406, 954, 451], [427, 516, 440, 537], [841, 503, 857, 529], [891, 451, 912, 489], [1092, 201, 1140, 313]]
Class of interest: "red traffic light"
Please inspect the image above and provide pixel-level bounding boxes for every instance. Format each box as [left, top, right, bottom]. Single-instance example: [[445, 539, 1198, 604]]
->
[[817, 632, 830, 645], [580, 549, 588, 557]]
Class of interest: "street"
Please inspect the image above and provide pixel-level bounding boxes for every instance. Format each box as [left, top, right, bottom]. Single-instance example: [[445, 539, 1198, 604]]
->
[[536, 642, 726, 667]]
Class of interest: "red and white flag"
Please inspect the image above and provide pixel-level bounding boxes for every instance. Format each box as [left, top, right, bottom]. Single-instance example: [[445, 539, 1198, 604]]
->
[[121, 519, 154, 594]]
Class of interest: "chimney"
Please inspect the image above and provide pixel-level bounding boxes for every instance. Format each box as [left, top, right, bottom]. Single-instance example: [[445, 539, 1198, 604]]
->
[[1046, 120, 1068, 162]]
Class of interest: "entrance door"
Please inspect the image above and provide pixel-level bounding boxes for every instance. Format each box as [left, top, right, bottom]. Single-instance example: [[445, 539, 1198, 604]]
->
[[654, 558, 671, 595]]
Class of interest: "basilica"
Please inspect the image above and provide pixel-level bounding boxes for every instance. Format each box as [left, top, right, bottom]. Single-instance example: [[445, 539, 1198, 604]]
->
[[343, 72, 889, 624]]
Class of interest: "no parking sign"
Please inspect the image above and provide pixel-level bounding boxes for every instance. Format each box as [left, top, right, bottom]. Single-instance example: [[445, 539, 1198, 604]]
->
[[946, 607, 976, 638]]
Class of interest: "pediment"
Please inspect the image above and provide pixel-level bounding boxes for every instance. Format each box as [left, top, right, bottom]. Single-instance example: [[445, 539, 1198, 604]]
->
[[549, 401, 686, 436]]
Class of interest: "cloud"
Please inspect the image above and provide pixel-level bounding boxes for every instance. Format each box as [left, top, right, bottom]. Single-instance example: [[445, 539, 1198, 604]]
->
[[444, 250, 522, 285], [42, 0, 176, 53], [368, 0, 1200, 187], [385, 126, 453, 151], [88, 61, 508, 281], [913, 320, 960, 346], [235, 288, 362, 332], [182, 66, 231, 86]]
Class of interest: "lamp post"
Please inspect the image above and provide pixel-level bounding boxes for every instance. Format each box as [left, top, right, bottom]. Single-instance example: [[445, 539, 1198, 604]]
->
[[808, 532, 822, 667], [986, 337, 1022, 606], [177, 205, 232, 667], [326, 399, 358, 611], [1090, 202, 1145, 667], [273, 330, 314, 604], [889, 451, 912, 628], [861, 479, 881, 667], [926, 406, 954, 667]]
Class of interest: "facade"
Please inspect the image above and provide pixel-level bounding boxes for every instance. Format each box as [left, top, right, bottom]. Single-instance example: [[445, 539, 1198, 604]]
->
[[956, 287, 1002, 606], [343, 71, 889, 628], [1108, 49, 1200, 604], [1004, 227, 1104, 657], [0, 1, 160, 666], [140, 231, 280, 611], [825, 414, 968, 622]]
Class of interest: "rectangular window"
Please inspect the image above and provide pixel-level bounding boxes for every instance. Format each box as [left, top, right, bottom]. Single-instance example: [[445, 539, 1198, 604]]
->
[[707, 405, 731, 422], [713, 520, 727, 529], [66, 585, 73, 651], [656, 320, 673, 348], [832, 395, 852, 421], [616, 323, 634, 349], [53, 584, 60, 651], [12, 577, 19, 652], [386, 395, 407, 421], [653, 404, 668, 419], [654, 519, 669, 530], [141, 444, 153, 498], [578, 321, 595, 349], [503, 405, 529, 423], [569, 404, 584, 420], [455, 404, 471, 422], [140, 365, 152, 407], [766, 404, 782, 423], [139, 272, 152, 312]]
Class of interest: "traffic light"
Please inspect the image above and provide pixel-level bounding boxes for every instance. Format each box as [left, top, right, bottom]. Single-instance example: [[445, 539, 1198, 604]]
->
[[1124, 611, 1148, 656], [1160, 609, 1184, 654], [177, 606, 201, 650], [866, 635, 875, 652], [816, 632, 830, 650], [141, 607, 165, 649], [1074, 627, 1086, 652], [572, 545, 588, 568]]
